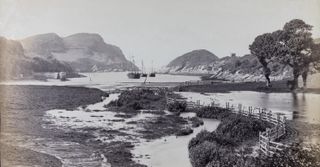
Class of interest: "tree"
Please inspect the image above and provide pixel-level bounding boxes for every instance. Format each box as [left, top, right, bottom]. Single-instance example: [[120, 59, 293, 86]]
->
[[249, 33, 278, 87], [250, 19, 320, 90], [274, 19, 317, 89]]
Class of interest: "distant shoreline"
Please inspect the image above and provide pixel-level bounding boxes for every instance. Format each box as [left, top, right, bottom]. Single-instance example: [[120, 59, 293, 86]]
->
[[174, 80, 320, 94]]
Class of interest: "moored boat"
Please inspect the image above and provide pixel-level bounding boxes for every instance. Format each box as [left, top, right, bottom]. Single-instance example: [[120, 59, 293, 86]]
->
[[127, 72, 141, 79]]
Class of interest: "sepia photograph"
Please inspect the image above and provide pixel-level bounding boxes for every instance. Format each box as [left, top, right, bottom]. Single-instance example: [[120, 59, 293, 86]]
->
[[0, 0, 320, 166]]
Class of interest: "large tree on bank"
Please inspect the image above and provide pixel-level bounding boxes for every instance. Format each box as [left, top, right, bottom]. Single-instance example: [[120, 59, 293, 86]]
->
[[250, 19, 320, 90], [249, 32, 279, 87]]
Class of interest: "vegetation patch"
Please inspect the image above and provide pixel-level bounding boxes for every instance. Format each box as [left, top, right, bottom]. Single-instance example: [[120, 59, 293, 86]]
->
[[176, 127, 193, 136], [188, 106, 272, 167], [107, 88, 166, 114], [189, 117, 204, 128], [167, 101, 187, 113], [137, 114, 189, 139]]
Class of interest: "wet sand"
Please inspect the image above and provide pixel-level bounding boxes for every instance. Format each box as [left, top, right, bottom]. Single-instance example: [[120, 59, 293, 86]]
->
[[0, 85, 196, 167], [0, 85, 108, 167]]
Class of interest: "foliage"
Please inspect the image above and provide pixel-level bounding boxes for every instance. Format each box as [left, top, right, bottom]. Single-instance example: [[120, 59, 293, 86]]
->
[[250, 19, 320, 89], [188, 111, 272, 167], [189, 141, 218, 167], [261, 143, 320, 167], [215, 115, 271, 142], [107, 89, 165, 111], [195, 106, 231, 120], [167, 101, 187, 113]]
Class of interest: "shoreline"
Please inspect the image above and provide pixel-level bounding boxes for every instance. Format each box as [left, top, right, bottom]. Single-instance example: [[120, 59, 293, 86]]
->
[[1, 84, 320, 167], [175, 80, 320, 94]]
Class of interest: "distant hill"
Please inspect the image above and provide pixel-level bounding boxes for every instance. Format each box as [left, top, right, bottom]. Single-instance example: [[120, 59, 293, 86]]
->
[[0, 36, 73, 80], [163, 50, 291, 82], [166, 49, 218, 72], [21, 33, 138, 72]]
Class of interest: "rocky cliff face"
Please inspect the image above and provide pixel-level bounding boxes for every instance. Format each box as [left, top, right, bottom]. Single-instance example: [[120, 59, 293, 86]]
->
[[0, 36, 74, 80], [163, 50, 292, 82], [21, 33, 138, 72]]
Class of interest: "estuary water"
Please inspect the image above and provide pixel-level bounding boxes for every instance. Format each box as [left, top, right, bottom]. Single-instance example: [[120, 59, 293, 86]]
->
[[2, 72, 320, 166]]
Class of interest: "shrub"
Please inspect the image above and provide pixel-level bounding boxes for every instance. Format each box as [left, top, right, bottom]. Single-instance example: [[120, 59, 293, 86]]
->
[[195, 106, 230, 120], [189, 117, 204, 128], [189, 141, 218, 167], [215, 115, 271, 142], [167, 101, 187, 113], [261, 143, 320, 167]]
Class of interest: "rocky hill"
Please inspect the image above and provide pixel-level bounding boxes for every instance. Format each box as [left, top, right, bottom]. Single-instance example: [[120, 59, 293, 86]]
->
[[166, 49, 219, 72], [163, 50, 291, 82], [0, 36, 75, 80], [21, 33, 138, 72]]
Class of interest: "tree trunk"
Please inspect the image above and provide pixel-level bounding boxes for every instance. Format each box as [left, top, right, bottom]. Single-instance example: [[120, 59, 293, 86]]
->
[[302, 72, 308, 88], [260, 58, 271, 87], [301, 66, 309, 89], [291, 68, 300, 90]]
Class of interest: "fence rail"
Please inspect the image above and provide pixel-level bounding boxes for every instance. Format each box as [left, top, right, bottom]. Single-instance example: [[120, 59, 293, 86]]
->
[[166, 97, 289, 156]]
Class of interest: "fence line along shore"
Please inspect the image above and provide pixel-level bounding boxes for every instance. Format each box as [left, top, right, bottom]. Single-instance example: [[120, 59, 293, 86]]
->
[[166, 97, 289, 157]]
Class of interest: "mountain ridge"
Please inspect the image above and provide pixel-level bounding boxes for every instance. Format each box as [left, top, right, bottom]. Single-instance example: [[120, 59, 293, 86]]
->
[[21, 33, 138, 72]]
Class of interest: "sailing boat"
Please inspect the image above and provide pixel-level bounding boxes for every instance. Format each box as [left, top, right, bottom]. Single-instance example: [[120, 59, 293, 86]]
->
[[140, 60, 147, 77], [127, 57, 140, 79], [149, 60, 156, 77]]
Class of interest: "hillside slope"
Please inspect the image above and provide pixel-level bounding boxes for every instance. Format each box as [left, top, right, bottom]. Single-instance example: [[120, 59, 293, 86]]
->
[[21, 33, 138, 72], [163, 50, 291, 81], [0, 36, 74, 80]]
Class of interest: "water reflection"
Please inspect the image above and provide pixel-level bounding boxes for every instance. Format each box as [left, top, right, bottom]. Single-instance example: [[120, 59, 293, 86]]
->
[[178, 91, 320, 124]]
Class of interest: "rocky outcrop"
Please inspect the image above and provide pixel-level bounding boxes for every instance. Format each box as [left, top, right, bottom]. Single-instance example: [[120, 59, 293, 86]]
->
[[163, 50, 292, 82]]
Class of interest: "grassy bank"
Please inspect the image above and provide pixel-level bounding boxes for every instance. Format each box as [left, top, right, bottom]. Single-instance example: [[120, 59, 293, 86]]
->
[[188, 106, 273, 167]]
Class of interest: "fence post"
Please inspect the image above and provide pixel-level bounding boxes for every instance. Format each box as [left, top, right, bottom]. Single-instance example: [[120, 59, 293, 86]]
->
[[259, 131, 261, 151], [266, 128, 270, 156], [258, 108, 262, 120], [211, 101, 215, 107], [268, 110, 272, 123], [238, 104, 242, 114], [226, 102, 230, 109]]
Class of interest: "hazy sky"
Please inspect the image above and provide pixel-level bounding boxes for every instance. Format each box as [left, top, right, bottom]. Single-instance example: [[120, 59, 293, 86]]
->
[[1, 0, 320, 68]]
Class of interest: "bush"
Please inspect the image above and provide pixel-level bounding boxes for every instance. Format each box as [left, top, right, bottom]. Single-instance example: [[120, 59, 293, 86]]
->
[[189, 117, 204, 128], [188, 113, 272, 167], [189, 141, 218, 167], [167, 101, 187, 113], [196, 106, 230, 120], [107, 89, 166, 111], [215, 115, 271, 142], [261, 143, 320, 167]]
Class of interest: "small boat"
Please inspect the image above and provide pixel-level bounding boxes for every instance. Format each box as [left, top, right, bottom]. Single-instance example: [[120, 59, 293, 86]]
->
[[149, 72, 156, 77], [127, 57, 141, 79], [140, 60, 147, 77], [141, 73, 147, 77], [149, 60, 156, 77], [127, 72, 141, 79]]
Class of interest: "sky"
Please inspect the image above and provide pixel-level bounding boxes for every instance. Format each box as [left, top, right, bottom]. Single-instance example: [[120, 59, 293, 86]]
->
[[0, 0, 320, 68]]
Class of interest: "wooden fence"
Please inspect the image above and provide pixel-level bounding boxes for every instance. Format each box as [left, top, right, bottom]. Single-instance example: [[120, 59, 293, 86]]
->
[[224, 102, 288, 156], [166, 97, 289, 156]]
